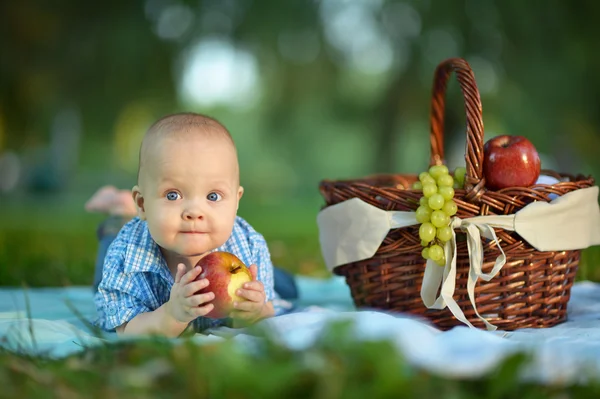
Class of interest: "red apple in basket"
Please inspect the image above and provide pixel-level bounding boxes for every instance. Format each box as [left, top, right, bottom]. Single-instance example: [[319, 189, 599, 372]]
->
[[483, 135, 541, 190], [194, 251, 252, 319]]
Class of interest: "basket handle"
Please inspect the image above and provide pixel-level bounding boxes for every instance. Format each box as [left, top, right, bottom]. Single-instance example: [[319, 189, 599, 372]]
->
[[429, 58, 485, 196]]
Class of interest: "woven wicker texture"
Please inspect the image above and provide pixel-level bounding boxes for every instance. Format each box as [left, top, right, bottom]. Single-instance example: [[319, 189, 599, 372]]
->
[[319, 58, 594, 330]]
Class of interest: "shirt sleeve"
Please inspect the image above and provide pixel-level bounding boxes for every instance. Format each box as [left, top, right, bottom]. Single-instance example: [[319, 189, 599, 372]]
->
[[248, 231, 292, 316], [94, 233, 152, 331]]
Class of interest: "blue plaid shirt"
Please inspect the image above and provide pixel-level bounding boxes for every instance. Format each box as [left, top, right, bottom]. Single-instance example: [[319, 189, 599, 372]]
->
[[94, 216, 287, 333]]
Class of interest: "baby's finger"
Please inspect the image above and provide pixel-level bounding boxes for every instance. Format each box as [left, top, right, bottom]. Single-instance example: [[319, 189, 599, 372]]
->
[[235, 288, 264, 303], [190, 303, 214, 318], [187, 291, 215, 307], [181, 265, 203, 284], [249, 264, 258, 280], [184, 278, 210, 297], [240, 281, 264, 292], [174, 263, 186, 284]]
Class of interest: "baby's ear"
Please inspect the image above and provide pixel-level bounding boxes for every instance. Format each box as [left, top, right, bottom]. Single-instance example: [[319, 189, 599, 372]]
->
[[236, 186, 244, 210], [132, 186, 146, 220]]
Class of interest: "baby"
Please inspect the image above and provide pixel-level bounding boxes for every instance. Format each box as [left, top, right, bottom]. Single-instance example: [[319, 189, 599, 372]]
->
[[94, 112, 286, 337]]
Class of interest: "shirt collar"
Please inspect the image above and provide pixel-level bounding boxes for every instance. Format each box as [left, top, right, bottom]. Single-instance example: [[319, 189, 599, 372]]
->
[[123, 218, 168, 274]]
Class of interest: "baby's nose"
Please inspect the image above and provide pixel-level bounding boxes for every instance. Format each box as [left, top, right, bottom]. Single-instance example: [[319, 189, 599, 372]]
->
[[182, 207, 204, 220]]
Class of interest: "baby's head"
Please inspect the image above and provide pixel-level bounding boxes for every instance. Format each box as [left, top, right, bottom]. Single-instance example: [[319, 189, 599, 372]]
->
[[132, 112, 244, 260]]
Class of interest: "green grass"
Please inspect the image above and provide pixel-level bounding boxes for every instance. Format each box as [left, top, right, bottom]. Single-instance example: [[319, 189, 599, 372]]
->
[[2, 321, 599, 398]]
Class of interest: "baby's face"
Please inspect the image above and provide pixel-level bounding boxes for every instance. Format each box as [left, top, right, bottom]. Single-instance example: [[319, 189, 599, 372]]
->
[[136, 131, 242, 259]]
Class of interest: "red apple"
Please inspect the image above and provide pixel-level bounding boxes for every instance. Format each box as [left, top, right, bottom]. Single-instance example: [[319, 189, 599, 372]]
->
[[483, 135, 541, 190], [194, 251, 252, 319]]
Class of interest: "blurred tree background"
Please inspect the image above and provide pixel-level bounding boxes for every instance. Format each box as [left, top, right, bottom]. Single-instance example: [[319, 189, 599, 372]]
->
[[1, 0, 600, 286]]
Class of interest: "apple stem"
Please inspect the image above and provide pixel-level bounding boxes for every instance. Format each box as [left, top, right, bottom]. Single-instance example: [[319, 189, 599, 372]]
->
[[230, 265, 242, 273]]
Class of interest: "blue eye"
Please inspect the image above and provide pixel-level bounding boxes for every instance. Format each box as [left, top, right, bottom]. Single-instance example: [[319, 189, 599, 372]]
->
[[166, 191, 181, 201], [207, 192, 222, 202]]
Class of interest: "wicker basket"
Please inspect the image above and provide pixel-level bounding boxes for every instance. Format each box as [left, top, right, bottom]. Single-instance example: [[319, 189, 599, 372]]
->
[[319, 57, 595, 330]]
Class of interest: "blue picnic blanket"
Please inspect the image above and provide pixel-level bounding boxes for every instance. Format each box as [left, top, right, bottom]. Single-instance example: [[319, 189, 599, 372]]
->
[[1, 276, 600, 384]]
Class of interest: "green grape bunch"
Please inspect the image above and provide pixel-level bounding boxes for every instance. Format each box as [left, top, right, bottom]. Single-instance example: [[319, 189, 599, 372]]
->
[[411, 165, 466, 266]]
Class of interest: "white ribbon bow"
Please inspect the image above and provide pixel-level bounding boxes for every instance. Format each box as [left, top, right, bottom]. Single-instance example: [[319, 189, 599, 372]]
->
[[317, 186, 600, 330]]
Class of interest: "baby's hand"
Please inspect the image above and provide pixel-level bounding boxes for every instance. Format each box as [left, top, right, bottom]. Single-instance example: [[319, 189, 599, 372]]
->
[[230, 265, 273, 326], [166, 264, 215, 324]]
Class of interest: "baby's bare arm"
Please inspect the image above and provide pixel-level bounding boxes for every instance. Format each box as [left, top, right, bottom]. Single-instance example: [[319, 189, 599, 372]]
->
[[231, 300, 274, 329], [116, 304, 190, 337]]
